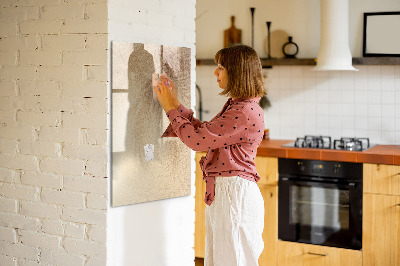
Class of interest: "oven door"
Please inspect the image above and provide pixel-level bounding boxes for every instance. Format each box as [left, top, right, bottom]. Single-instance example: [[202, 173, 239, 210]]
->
[[278, 176, 362, 250]]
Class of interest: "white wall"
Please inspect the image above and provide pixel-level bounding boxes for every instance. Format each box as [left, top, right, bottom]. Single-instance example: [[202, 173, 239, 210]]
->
[[196, 0, 400, 145], [107, 1, 196, 266], [196, 0, 400, 58]]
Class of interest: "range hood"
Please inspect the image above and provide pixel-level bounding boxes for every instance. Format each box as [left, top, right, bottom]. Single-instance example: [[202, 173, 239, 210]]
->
[[314, 0, 358, 71]]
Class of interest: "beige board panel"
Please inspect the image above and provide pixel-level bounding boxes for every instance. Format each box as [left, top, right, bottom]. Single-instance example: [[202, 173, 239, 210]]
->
[[111, 42, 192, 206]]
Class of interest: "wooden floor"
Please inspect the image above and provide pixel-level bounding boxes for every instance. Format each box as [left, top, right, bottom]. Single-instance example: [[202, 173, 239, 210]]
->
[[195, 257, 204, 266]]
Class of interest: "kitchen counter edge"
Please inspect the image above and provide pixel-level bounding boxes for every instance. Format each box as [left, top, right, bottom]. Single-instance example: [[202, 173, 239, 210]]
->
[[255, 139, 400, 165]]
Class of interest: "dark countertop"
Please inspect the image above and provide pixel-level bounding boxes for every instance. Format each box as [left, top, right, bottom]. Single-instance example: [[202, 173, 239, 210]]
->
[[256, 139, 400, 165]]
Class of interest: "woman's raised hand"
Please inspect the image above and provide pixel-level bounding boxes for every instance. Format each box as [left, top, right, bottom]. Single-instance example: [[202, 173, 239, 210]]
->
[[160, 76, 180, 108], [153, 77, 175, 113]]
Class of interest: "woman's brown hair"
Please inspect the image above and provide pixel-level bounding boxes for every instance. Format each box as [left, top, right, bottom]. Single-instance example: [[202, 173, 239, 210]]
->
[[214, 44, 266, 99]]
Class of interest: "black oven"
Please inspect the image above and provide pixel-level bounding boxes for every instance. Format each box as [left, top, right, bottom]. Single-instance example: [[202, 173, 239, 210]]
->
[[278, 158, 363, 250]]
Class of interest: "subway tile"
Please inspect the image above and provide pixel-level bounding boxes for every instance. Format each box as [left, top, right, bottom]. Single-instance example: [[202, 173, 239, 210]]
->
[[368, 117, 382, 131], [381, 131, 396, 144], [328, 88, 341, 103], [367, 91, 381, 104], [341, 117, 355, 129], [395, 118, 400, 131], [315, 77, 329, 90], [316, 103, 329, 115], [367, 129, 382, 143], [304, 102, 316, 115], [382, 104, 395, 118], [316, 89, 329, 103], [382, 117, 396, 131], [382, 78, 395, 91], [367, 77, 381, 91], [341, 128, 355, 137], [355, 116, 368, 130], [329, 103, 341, 116], [382, 90, 395, 104], [329, 116, 342, 129], [341, 89, 354, 103], [381, 65, 395, 77], [367, 104, 382, 117], [291, 77, 304, 90], [355, 104, 368, 116], [316, 116, 330, 128], [354, 91, 368, 104], [395, 66, 400, 78], [341, 104, 355, 116]]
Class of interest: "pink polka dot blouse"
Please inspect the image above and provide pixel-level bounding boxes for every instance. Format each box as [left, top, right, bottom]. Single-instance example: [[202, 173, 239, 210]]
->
[[162, 97, 265, 205]]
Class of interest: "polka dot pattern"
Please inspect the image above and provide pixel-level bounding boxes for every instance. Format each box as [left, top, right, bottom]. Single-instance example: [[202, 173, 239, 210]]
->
[[162, 97, 265, 206]]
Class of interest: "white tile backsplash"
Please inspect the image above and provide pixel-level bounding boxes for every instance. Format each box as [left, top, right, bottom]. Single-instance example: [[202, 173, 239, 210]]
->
[[196, 65, 400, 144]]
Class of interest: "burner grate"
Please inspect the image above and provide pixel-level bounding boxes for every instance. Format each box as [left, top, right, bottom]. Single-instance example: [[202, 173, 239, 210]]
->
[[295, 135, 332, 149], [333, 137, 370, 151]]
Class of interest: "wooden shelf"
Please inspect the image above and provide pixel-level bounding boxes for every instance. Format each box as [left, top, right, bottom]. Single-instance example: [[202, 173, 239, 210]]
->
[[352, 57, 400, 65], [196, 57, 400, 67]]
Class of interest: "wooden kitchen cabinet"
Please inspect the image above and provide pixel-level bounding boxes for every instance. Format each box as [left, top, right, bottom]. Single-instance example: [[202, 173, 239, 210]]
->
[[194, 154, 279, 264], [258, 184, 278, 266], [195, 152, 207, 258], [255, 156, 278, 186], [364, 163, 400, 196], [363, 193, 400, 266], [276, 241, 362, 266], [363, 163, 400, 266]]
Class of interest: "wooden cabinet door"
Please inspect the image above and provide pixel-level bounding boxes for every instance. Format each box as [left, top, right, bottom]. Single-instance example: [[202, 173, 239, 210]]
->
[[364, 164, 400, 196], [255, 156, 278, 186], [276, 241, 362, 266], [259, 185, 278, 266], [195, 152, 207, 258], [363, 193, 400, 266]]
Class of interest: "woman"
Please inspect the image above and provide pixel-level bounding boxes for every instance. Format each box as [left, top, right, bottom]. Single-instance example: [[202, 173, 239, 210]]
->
[[154, 44, 266, 266]]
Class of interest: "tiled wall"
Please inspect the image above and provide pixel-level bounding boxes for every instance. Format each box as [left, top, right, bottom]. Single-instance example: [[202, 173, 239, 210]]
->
[[196, 65, 400, 145]]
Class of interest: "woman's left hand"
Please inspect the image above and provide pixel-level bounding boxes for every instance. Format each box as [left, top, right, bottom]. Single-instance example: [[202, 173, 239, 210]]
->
[[153, 79, 175, 113]]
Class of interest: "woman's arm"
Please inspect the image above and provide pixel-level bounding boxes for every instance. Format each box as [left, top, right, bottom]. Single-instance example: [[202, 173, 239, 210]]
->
[[165, 107, 249, 152], [157, 76, 203, 137]]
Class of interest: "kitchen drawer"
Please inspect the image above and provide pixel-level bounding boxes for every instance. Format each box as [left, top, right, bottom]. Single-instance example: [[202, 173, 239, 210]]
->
[[364, 164, 400, 196], [276, 240, 362, 266]]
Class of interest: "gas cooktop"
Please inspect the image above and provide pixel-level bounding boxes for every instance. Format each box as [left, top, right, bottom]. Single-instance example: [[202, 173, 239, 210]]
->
[[282, 135, 375, 151]]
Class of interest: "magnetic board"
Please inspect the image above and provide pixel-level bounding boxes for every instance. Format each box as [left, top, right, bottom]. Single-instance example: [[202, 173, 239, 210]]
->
[[111, 42, 192, 206]]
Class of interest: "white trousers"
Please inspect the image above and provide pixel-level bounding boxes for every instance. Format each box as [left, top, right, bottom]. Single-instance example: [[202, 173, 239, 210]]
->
[[205, 176, 265, 266]]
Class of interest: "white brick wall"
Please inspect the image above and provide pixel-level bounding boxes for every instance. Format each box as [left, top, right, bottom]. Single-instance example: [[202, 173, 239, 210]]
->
[[0, 0, 108, 264]]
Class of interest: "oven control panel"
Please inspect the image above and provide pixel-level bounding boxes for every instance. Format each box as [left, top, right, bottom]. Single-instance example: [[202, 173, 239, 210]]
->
[[281, 158, 362, 180]]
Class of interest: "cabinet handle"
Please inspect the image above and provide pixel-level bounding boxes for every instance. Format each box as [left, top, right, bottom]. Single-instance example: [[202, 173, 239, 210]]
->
[[307, 252, 328, 256]]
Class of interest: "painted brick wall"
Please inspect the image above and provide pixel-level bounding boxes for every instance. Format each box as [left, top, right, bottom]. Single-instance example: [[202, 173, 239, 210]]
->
[[0, 0, 108, 265]]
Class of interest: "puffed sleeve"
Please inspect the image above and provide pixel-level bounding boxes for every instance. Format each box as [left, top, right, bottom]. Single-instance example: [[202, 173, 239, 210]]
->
[[165, 106, 248, 152], [161, 104, 203, 138]]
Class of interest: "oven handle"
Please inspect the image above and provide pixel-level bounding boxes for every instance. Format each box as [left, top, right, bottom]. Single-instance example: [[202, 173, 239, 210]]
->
[[280, 177, 357, 189]]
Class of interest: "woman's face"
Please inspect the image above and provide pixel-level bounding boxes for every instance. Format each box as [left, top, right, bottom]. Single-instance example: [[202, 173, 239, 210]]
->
[[214, 64, 228, 90]]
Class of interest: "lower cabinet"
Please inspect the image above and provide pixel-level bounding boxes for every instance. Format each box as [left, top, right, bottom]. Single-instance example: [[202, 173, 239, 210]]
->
[[259, 185, 278, 266], [363, 193, 400, 266], [195, 152, 207, 258], [276, 241, 362, 266]]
